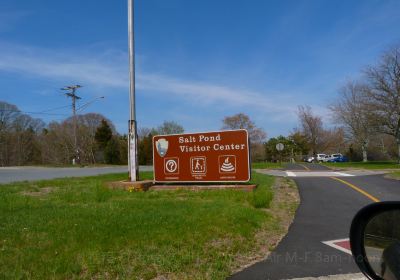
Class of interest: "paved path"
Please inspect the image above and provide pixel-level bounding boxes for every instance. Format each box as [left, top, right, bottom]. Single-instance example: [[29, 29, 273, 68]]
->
[[0, 166, 153, 184], [260, 163, 387, 178], [230, 163, 400, 280]]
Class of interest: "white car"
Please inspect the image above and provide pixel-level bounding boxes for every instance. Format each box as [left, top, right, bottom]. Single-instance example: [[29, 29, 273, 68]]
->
[[316, 154, 327, 162], [321, 155, 332, 162], [330, 153, 343, 160], [305, 156, 314, 163]]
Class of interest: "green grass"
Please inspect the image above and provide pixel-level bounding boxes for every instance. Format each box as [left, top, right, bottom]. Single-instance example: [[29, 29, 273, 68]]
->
[[388, 171, 400, 179], [322, 161, 400, 170], [251, 162, 283, 169], [251, 172, 274, 208], [0, 172, 276, 279]]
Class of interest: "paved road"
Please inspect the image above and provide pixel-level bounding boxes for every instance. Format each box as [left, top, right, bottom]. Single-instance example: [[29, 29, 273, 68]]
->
[[230, 163, 400, 280], [0, 165, 153, 184]]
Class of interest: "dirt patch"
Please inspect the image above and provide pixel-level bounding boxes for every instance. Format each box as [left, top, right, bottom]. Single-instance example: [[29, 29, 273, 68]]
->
[[384, 173, 400, 180], [21, 187, 53, 197], [231, 176, 300, 273]]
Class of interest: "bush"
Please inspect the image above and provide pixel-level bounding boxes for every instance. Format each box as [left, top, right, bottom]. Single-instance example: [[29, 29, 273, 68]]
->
[[249, 172, 274, 208], [252, 185, 273, 208], [104, 137, 121, 164]]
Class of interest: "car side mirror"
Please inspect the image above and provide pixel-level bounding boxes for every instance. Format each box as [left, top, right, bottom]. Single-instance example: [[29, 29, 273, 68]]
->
[[350, 202, 400, 280]]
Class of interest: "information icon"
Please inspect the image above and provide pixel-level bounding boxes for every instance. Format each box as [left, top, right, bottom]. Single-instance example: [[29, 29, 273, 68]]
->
[[164, 157, 179, 174]]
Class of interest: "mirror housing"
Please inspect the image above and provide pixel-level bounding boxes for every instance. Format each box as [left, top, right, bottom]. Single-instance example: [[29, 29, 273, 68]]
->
[[350, 202, 400, 280]]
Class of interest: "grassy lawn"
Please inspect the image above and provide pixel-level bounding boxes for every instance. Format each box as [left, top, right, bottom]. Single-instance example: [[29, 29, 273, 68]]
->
[[0, 171, 287, 279], [322, 161, 400, 170], [251, 162, 283, 169]]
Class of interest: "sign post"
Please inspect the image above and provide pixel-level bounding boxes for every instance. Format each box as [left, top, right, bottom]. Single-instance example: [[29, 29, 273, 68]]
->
[[153, 130, 250, 183], [276, 143, 284, 165]]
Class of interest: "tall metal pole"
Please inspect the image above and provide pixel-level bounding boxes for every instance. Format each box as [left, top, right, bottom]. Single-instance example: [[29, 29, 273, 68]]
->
[[72, 87, 77, 164], [128, 0, 139, 181], [61, 85, 82, 165]]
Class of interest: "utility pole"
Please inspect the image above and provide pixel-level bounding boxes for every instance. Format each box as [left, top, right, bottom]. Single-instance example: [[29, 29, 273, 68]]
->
[[128, 0, 139, 181], [61, 85, 82, 165]]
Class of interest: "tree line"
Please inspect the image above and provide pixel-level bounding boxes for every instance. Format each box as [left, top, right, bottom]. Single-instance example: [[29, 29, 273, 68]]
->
[[0, 101, 265, 166], [0, 101, 128, 166]]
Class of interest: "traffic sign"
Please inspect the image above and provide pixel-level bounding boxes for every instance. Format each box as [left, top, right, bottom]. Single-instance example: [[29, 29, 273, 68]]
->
[[276, 143, 284, 151], [153, 130, 250, 182]]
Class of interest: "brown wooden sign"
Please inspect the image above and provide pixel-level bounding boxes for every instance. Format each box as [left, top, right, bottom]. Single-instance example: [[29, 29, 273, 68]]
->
[[153, 130, 250, 183]]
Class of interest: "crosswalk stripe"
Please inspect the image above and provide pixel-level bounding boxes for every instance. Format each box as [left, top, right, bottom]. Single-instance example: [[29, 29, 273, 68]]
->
[[286, 171, 297, 177], [333, 172, 354, 177]]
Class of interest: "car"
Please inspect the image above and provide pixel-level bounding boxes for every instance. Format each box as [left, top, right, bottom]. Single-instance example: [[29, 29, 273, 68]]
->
[[350, 202, 400, 280], [335, 155, 348, 162], [321, 155, 332, 162], [331, 153, 343, 160], [303, 156, 315, 163], [316, 154, 327, 162], [327, 153, 349, 162]]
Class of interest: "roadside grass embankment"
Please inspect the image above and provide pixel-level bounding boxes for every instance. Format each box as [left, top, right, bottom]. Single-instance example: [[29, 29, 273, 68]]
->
[[0, 171, 298, 279], [386, 170, 400, 180], [322, 161, 400, 170]]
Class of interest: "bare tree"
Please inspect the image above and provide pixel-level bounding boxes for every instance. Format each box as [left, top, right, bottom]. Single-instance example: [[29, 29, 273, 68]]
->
[[156, 121, 184, 135], [297, 105, 324, 156], [0, 102, 20, 165], [222, 113, 267, 143], [138, 127, 152, 140], [330, 81, 374, 162], [317, 127, 346, 154], [365, 46, 400, 162], [0, 102, 45, 166], [222, 113, 267, 161]]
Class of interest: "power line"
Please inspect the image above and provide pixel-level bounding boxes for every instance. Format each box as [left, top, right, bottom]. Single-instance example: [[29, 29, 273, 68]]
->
[[38, 104, 71, 113], [76, 96, 105, 112]]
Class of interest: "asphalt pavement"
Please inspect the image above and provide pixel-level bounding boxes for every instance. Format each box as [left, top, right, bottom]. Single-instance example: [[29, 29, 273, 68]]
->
[[0, 165, 153, 184], [230, 163, 400, 280]]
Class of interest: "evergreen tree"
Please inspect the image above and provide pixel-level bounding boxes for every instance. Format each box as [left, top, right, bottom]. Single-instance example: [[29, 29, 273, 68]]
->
[[95, 119, 113, 150], [138, 133, 153, 165], [104, 137, 121, 164]]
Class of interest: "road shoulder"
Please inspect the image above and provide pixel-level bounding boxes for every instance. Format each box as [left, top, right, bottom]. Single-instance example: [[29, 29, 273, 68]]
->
[[231, 176, 300, 274]]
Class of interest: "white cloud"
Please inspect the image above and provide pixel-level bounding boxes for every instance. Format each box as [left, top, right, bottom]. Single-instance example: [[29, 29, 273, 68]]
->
[[0, 44, 127, 87], [0, 43, 299, 119]]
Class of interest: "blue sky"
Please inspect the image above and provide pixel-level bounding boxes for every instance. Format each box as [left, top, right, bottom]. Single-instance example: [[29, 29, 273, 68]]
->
[[0, 0, 399, 137]]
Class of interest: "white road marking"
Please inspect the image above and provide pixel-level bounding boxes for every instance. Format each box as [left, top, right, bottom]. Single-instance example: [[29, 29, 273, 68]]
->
[[333, 172, 354, 177], [284, 171, 353, 177], [286, 273, 367, 280], [322, 238, 352, 255]]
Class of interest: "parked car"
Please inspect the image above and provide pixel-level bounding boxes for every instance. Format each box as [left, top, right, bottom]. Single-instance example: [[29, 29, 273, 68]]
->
[[303, 156, 314, 163], [316, 154, 327, 162], [331, 153, 343, 160], [327, 153, 349, 162], [321, 155, 332, 162]]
